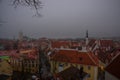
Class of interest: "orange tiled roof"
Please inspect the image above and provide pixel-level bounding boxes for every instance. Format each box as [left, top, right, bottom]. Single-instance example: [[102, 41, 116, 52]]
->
[[50, 49, 99, 66]]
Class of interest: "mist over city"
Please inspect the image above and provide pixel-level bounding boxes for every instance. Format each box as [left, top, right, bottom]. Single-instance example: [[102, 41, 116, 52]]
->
[[0, 0, 120, 39], [0, 0, 120, 80]]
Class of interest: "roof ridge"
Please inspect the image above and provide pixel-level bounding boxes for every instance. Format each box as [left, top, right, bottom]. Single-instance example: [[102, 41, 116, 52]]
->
[[87, 53, 98, 66]]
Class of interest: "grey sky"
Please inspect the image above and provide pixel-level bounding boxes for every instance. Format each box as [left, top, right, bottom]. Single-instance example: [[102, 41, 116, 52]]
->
[[0, 0, 120, 39]]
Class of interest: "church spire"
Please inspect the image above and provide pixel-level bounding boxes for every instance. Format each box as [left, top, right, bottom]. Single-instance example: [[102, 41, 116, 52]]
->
[[86, 30, 88, 38], [86, 30, 89, 45]]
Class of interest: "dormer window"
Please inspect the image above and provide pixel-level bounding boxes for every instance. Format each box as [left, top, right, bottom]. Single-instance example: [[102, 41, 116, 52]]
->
[[88, 66, 91, 70], [79, 57, 83, 61], [65, 62, 68, 66], [59, 64, 64, 67]]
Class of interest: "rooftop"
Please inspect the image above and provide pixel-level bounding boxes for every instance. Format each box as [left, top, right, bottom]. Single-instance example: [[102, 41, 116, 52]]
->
[[50, 49, 99, 66]]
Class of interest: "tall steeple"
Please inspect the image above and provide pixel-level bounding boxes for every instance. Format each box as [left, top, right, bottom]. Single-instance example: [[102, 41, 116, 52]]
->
[[86, 30, 88, 38], [86, 30, 89, 45]]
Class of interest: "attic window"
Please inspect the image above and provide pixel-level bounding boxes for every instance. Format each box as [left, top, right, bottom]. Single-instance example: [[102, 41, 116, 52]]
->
[[88, 66, 91, 70], [79, 57, 83, 61], [59, 63, 64, 67], [88, 74, 91, 78], [65, 63, 68, 66]]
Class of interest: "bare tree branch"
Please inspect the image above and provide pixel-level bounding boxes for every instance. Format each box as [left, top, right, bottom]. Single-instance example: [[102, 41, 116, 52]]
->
[[12, 0, 43, 16]]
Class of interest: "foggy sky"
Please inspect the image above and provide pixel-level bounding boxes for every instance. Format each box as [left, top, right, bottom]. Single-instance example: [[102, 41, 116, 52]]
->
[[0, 0, 120, 39]]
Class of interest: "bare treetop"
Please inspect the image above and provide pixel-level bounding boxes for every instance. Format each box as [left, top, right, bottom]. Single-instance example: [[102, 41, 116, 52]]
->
[[12, 0, 43, 16]]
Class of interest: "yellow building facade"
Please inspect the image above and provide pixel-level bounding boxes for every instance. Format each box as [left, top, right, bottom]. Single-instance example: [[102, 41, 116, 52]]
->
[[10, 49, 40, 74], [10, 58, 39, 73], [0, 60, 13, 80]]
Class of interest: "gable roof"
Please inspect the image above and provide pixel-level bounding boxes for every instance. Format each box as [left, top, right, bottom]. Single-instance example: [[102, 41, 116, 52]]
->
[[50, 49, 99, 66], [105, 53, 120, 79]]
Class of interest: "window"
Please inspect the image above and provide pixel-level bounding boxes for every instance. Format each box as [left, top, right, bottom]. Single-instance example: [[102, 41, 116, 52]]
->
[[80, 66, 83, 71], [28, 61, 31, 67], [79, 57, 83, 61], [57, 78, 60, 80], [65, 63, 68, 66], [24, 61, 27, 66], [58, 62, 64, 66], [36, 62, 38, 67], [32, 61, 34, 67], [70, 64, 73, 66], [88, 66, 91, 70], [88, 74, 91, 78], [59, 64, 64, 67], [80, 65, 83, 69], [75, 64, 78, 68]]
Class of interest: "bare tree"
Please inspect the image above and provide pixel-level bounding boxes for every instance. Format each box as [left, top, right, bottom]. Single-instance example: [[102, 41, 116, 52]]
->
[[12, 0, 43, 16], [0, 0, 43, 17]]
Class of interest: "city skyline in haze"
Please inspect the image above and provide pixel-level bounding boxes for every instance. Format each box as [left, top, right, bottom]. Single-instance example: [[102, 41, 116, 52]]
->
[[0, 0, 120, 39]]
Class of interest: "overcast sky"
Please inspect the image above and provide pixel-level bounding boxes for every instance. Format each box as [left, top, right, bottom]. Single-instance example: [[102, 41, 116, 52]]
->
[[0, 0, 120, 39]]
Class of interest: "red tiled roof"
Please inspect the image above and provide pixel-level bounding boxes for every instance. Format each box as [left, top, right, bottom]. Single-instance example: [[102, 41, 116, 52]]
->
[[0, 49, 38, 60], [50, 49, 99, 66], [95, 49, 108, 63], [0, 50, 13, 56], [51, 41, 70, 48], [28, 54, 37, 59], [100, 40, 113, 47], [10, 53, 20, 58], [71, 41, 80, 47], [88, 39, 96, 47], [105, 53, 120, 79], [20, 49, 38, 59]]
